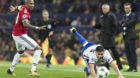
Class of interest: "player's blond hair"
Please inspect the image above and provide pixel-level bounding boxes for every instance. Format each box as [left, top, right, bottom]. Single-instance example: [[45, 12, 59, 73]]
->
[[42, 9, 49, 13]]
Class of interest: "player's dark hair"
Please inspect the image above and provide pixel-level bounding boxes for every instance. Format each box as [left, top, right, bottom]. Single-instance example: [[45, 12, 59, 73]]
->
[[96, 46, 104, 52], [124, 2, 132, 8]]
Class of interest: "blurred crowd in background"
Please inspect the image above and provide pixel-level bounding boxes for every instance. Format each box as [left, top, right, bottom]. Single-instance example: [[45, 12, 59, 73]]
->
[[1, 0, 140, 65]]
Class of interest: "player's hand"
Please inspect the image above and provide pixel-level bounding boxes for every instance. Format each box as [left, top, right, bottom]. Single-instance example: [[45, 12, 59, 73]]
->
[[9, 5, 16, 12], [37, 39, 41, 44], [118, 75, 124, 78], [94, 76, 98, 78], [49, 31, 53, 37], [38, 25, 46, 30]]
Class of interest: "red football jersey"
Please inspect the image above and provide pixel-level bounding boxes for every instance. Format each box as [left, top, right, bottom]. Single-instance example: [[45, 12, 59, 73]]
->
[[12, 5, 31, 36]]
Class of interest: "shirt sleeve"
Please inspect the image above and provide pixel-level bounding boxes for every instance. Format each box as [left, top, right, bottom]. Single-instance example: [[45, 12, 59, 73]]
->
[[89, 58, 95, 64], [21, 8, 29, 23], [105, 50, 113, 64], [88, 54, 96, 64]]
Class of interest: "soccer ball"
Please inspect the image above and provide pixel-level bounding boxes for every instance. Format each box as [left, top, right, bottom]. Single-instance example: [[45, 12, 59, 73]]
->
[[97, 66, 109, 78]]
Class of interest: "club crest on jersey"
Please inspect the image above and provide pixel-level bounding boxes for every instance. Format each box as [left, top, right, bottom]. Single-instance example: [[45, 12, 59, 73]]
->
[[23, 14, 27, 19]]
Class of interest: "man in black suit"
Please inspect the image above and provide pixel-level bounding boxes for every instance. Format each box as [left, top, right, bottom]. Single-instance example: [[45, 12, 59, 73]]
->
[[121, 2, 137, 72], [95, 4, 123, 70]]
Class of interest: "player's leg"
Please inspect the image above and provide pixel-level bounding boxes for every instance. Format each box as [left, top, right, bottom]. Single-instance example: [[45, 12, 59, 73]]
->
[[19, 34, 42, 76], [83, 59, 90, 78], [46, 38, 54, 68], [30, 46, 42, 76], [7, 51, 24, 76], [83, 58, 97, 78], [70, 27, 88, 47], [46, 48, 53, 68], [7, 35, 25, 76]]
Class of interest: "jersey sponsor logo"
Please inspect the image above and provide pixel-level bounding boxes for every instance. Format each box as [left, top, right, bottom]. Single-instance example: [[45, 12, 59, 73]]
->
[[48, 25, 52, 29], [107, 58, 111, 62], [91, 58, 94, 61], [22, 14, 27, 19], [90, 49, 95, 52]]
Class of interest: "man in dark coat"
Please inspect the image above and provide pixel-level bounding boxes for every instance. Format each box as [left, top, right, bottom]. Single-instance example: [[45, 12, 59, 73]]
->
[[121, 2, 137, 72], [95, 4, 122, 70]]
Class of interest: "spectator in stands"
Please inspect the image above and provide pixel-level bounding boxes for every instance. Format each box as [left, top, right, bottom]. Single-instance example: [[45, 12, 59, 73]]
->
[[87, 30, 95, 42], [83, 17, 89, 26], [73, 1, 83, 13], [0, 18, 11, 26], [32, 17, 39, 26], [54, 0, 64, 13], [90, 16, 96, 26], [115, 2, 121, 13], [0, 18, 7, 26], [67, 5, 75, 14], [64, 17, 71, 26], [71, 43, 80, 65], [42, 4, 47, 10], [67, 3, 83, 13], [15, 0, 21, 5], [0, 29, 10, 40], [0, 0, 9, 5], [82, 30, 88, 39], [71, 16, 82, 27], [84, 5, 91, 14], [0, 5, 7, 13], [53, 14, 62, 26]]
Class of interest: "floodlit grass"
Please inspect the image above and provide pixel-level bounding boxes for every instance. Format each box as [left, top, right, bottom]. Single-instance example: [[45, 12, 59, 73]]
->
[[0, 61, 140, 78]]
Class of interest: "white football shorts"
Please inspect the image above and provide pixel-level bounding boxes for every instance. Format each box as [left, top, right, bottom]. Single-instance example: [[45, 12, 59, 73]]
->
[[12, 34, 39, 51]]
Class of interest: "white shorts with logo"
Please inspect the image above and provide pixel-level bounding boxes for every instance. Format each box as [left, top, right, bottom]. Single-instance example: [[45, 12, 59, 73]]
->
[[12, 34, 38, 51]]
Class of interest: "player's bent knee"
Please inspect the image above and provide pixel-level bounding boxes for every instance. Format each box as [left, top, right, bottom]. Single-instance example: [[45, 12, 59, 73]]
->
[[18, 51, 24, 54]]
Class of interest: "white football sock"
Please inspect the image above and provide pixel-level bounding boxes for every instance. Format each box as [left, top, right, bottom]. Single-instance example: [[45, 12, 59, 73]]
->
[[10, 52, 23, 72], [31, 50, 42, 71]]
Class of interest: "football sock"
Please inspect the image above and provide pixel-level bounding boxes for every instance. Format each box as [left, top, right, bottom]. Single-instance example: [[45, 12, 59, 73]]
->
[[75, 31, 88, 46], [31, 50, 42, 71], [46, 54, 52, 64], [10, 52, 23, 72], [31, 63, 37, 72], [84, 67, 90, 76]]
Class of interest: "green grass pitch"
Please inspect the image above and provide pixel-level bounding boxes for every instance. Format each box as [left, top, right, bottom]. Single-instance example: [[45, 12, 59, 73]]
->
[[0, 61, 140, 78]]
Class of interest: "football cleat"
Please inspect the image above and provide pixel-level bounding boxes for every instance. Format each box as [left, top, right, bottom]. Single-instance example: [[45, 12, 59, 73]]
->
[[29, 71, 40, 77], [70, 27, 77, 33], [7, 69, 16, 76]]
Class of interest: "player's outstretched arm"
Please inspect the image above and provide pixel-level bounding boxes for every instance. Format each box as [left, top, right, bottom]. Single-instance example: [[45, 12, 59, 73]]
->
[[9, 5, 21, 12], [110, 62, 124, 78], [70, 27, 88, 46], [89, 64, 98, 78], [22, 20, 46, 30]]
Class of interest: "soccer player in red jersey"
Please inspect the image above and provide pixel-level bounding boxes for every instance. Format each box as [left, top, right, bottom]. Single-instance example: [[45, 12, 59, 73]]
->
[[7, 0, 46, 77]]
